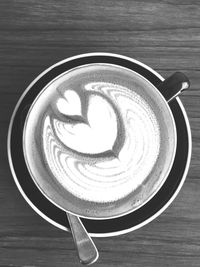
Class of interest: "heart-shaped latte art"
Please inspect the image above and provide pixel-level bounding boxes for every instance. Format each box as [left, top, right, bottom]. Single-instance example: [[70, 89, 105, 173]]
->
[[56, 90, 82, 117], [53, 90, 118, 155], [41, 81, 160, 204]]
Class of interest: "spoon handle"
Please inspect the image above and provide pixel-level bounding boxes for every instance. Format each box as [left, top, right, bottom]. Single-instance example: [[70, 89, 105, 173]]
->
[[67, 213, 99, 265], [157, 72, 190, 102]]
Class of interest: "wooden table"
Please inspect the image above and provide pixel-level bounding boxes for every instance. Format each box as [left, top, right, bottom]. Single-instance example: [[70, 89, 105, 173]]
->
[[0, 1, 200, 266]]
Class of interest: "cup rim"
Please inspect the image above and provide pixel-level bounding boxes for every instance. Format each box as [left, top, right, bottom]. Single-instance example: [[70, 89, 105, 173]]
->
[[21, 60, 177, 220], [7, 52, 192, 236]]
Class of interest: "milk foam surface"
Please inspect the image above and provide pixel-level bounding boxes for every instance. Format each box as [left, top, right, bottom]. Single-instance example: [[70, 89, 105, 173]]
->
[[25, 64, 161, 203]]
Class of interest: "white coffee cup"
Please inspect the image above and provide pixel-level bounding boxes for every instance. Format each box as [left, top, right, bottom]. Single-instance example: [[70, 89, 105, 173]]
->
[[21, 53, 190, 220]]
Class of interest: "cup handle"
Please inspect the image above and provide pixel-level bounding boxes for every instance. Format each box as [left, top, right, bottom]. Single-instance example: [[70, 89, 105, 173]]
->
[[157, 72, 190, 102]]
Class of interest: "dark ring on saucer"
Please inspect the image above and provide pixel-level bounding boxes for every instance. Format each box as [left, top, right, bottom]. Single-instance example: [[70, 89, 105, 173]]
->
[[8, 54, 191, 236]]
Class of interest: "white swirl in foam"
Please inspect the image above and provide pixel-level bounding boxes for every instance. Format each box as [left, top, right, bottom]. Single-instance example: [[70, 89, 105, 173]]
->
[[42, 82, 160, 203]]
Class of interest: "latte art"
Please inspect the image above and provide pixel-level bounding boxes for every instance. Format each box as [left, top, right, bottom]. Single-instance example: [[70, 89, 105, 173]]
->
[[42, 80, 160, 203], [52, 90, 119, 155]]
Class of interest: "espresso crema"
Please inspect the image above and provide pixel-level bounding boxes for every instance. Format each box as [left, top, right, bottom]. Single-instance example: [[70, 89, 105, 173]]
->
[[24, 64, 161, 204]]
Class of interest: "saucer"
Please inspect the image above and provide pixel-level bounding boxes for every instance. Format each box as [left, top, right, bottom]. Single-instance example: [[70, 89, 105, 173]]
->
[[7, 53, 192, 237]]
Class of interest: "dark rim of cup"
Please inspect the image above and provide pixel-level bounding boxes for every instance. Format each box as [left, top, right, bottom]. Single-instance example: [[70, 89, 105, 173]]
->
[[7, 53, 192, 237]]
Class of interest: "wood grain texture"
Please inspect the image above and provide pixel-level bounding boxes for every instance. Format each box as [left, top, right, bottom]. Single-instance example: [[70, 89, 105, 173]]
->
[[0, 0, 200, 266]]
